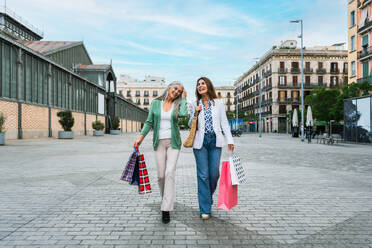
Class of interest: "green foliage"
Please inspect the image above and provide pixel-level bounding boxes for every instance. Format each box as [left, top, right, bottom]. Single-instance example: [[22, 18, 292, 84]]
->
[[305, 83, 372, 123], [226, 112, 235, 120], [92, 120, 104, 131], [0, 112, 5, 133], [57, 110, 74, 131], [305, 87, 340, 122], [111, 116, 120, 130], [178, 115, 190, 127], [243, 112, 258, 122]]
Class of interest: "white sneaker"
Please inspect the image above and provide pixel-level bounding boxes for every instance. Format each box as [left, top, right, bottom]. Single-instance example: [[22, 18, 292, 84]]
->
[[201, 214, 210, 220]]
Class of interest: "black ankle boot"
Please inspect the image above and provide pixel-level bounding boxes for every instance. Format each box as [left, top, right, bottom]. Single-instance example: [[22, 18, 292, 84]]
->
[[162, 211, 170, 224]]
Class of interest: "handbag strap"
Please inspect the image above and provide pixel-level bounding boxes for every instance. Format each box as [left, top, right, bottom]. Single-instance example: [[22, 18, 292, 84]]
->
[[134, 146, 140, 155]]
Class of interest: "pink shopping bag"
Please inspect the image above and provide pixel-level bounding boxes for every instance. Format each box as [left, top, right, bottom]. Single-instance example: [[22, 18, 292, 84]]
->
[[217, 161, 238, 210]]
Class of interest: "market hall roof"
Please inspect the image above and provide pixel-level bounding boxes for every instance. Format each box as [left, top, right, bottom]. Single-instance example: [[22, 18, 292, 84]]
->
[[75, 64, 112, 71], [22, 40, 83, 55]]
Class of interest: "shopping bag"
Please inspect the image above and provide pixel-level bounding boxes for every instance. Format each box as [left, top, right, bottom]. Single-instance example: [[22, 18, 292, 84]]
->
[[138, 153, 152, 194], [130, 158, 140, 186], [229, 152, 247, 185], [217, 161, 238, 210], [120, 147, 138, 182]]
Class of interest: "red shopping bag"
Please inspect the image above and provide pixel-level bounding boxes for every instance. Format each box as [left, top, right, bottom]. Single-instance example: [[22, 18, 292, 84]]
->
[[137, 153, 152, 194], [217, 161, 238, 210]]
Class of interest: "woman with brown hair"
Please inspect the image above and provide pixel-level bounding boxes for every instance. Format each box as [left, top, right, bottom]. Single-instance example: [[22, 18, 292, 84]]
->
[[189, 77, 234, 220]]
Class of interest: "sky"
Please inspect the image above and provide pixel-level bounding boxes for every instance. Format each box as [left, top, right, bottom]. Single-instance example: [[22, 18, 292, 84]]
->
[[5, 0, 347, 98]]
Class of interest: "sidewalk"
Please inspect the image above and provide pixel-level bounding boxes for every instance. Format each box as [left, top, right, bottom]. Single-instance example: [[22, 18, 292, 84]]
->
[[0, 132, 371, 247]]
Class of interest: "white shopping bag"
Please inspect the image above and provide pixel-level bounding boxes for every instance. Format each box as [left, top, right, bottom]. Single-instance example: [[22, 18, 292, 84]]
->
[[229, 152, 247, 185]]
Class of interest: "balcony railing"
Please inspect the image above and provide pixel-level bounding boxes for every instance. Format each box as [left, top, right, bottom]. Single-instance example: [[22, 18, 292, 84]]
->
[[291, 68, 300, 74], [304, 68, 313, 74], [276, 98, 293, 103], [358, 0, 372, 9], [358, 46, 372, 60], [316, 68, 326, 74], [359, 17, 372, 34], [329, 83, 340, 88], [261, 99, 273, 105], [264, 70, 272, 78], [278, 68, 288, 74], [262, 85, 272, 91], [357, 76, 372, 84], [330, 68, 340, 74], [261, 111, 272, 116]]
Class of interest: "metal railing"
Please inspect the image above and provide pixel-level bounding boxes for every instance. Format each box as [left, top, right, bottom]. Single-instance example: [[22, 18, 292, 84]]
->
[[291, 68, 300, 74], [304, 68, 313, 74], [358, 46, 372, 60], [330, 68, 340, 74], [278, 68, 288, 74], [0, 5, 44, 37], [316, 68, 327, 74], [357, 76, 372, 84]]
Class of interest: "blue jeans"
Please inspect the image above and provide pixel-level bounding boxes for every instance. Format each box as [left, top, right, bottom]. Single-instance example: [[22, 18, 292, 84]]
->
[[193, 133, 222, 215]]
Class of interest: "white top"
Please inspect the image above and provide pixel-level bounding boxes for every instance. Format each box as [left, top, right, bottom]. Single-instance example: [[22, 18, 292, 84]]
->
[[159, 103, 173, 140], [188, 99, 234, 149]]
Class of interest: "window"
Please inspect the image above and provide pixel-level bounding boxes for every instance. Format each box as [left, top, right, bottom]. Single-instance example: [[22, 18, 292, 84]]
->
[[279, 76, 286, 85], [144, 98, 149, 105], [362, 34, 369, 48], [136, 99, 141, 105], [305, 62, 310, 69], [351, 35, 355, 51], [153, 90, 158, 96], [351, 11, 355, 27], [119, 90, 123, 96], [127, 90, 131, 97], [351, 61, 356, 77], [318, 76, 323, 83], [144, 90, 149, 96], [318, 62, 323, 69], [280, 61, 285, 68], [305, 76, 310, 83], [291, 62, 299, 68], [218, 92, 222, 98], [136, 90, 140, 96]]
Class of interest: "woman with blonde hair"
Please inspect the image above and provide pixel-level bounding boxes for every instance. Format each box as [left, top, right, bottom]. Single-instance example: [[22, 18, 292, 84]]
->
[[134, 82, 187, 224], [189, 77, 234, 220]]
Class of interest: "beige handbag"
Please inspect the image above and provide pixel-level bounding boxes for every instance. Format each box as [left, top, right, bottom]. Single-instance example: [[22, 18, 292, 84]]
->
[[183, 117, 197, 148]]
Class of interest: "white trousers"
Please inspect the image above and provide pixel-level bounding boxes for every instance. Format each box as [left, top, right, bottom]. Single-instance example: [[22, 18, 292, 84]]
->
[[155, 139, 180, 211]]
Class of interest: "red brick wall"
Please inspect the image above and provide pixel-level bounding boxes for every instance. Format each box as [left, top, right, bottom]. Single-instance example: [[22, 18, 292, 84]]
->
[[0, 100, 18, 140], [22, 104, 49, 139]]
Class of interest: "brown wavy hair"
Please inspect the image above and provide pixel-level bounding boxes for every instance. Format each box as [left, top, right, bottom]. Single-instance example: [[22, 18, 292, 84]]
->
[[195, 77, 218, 102]]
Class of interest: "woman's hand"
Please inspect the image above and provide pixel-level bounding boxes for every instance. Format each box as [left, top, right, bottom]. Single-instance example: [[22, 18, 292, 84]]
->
[[228, 144, 235, 151], [194, 105, 202, 116], [133, 135, 144, 148], [182, 90, 187, 98]]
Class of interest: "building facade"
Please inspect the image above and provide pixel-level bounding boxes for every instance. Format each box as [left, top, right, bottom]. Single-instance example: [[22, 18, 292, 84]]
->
[[354, 0, 372, 84], [215, 86, 235, 112], [117, 74, 167, 110], [0, 8, 147, 141], [348, 0, 358, 84], [235, 41, 348, 133]]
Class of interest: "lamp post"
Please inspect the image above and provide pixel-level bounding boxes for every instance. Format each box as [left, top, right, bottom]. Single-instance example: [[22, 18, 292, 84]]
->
[[235, 86, 239, 130], [290, 19, 304, 141], [253, 58, 262, 138]]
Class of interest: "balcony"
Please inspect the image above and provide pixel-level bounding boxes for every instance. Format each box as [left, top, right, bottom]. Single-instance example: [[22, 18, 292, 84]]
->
[[358, 46, 372, 61], [304, 68, 313, 74], [330, 68, 340, 74], [291, 68, 300, 74], [357, 76, 372, 84], [316, 68, 326, 74], [276, 98, 293, 103], [358, 0, 372, 9], [261, 111, 272, 116], [261, 99, 273, 105], [358, 18, 372, 35], [264, 70, 272, 78], [304, 82, 325, 88], [262, 85, 272, 91], [278, 68, 288, 74], [329, 83, 340, 88]]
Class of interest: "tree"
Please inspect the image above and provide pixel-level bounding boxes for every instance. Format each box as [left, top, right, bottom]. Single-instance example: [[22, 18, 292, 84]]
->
[[305, 87, 340, 122]]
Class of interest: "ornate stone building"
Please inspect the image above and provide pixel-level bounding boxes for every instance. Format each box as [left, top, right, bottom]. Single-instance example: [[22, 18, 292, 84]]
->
[[235, 41, 347, 133]]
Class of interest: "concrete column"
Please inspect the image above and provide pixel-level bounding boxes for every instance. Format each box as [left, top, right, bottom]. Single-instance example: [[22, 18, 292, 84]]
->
[[47, 64, 52, 137], [16, 48, 23, 139]]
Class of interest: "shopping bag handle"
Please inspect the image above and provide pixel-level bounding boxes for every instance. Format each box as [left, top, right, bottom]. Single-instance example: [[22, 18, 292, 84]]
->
[[133, 146, 140, 155], [228, 150, 233, 159]]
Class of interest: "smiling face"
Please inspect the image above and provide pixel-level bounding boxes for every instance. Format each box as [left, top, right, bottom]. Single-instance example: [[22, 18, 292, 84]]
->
[[167, 84, 183, 101], [197, 79, 208, 95]]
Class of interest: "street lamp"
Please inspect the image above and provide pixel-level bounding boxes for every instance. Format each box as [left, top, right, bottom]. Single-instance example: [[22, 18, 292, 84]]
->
[[253, 58, 262, 138], [290, 19, 304, 141], [235, 86, 240, 130]]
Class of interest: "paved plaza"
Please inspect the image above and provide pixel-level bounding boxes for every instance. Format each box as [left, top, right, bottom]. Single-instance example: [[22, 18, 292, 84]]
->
[[0, 132, 371, 248]]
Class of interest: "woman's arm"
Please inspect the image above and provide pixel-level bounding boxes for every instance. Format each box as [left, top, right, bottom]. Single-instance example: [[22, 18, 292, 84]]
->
[[188, 102, 196, 128], [178, 98, 188, 118], [133, 101, 155, 147]]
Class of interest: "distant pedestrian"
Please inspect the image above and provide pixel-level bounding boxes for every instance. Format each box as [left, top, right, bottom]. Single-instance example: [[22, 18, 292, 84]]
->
[[189, 77, 234, 220], [133, 82, 188, 224]]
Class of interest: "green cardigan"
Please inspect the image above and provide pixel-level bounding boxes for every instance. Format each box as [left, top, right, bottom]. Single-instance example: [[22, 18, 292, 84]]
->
[[141, 98, 188, 150]]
